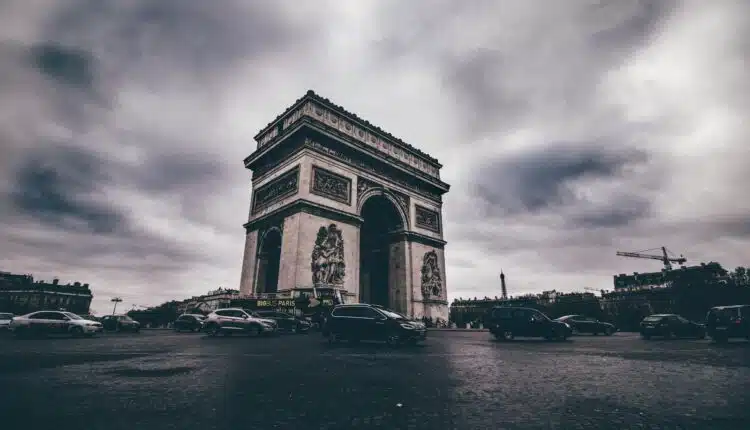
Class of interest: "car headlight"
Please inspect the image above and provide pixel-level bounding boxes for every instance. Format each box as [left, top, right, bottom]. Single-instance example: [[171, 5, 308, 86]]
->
[[400, 323, 415, 330]]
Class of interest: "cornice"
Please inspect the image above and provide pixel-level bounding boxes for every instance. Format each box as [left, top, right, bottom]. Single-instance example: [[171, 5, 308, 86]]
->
[[252, 91, 444, 175], [244, 198, 364, 233]]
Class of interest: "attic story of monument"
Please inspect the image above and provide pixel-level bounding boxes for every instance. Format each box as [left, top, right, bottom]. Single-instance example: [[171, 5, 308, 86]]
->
[[238, 91, 451, 320]]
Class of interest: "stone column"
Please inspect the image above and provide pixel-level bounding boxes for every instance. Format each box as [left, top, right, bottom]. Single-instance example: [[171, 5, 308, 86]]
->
[[388, 237, 409, 314]]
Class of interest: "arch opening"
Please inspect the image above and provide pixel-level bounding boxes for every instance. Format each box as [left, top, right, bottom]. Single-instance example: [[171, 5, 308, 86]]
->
[[256, 229, 282, 294], [359, 195, 404, 308]]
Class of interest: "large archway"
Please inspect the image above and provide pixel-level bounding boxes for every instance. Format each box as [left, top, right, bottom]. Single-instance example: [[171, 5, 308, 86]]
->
[[256, 229, 282, 294], [359, 195, 404, 308]]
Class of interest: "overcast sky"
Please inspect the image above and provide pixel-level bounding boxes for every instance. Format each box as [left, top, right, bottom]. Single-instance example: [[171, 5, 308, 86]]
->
[[1, 0, 748, 314]]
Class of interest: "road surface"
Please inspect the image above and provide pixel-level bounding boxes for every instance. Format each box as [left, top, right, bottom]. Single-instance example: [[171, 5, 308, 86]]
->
[[0, 330, 748, 429]]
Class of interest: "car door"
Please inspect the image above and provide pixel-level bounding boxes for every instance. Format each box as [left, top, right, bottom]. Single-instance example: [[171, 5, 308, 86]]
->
[[328, 307, 350, 337], [566, 316, 585, 333], [510, 309, 532, 336], [528, 311, 551, 337], [577, 317, 597, 334], [274, 312, 296, 331], [27, 312, 55, 334], [48, 312, 70, 334], [674, 316, 693, 337], [358, 307, 385, 341]]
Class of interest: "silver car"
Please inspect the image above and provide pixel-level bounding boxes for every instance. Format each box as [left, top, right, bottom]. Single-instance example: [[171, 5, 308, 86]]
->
[[0, 313, 13, 331], [203, 308, 277, 337], [9, 311, 103, 338]]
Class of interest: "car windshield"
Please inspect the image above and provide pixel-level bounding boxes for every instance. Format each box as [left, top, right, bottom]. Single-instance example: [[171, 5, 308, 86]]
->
[[0, 313, 13, 319], [555, 315, 574, 321], [378, 309, 406, 320], [244, 310, 261, 318], [120, 316, 134, 321], [62, 312, 83, 320], [643, 316, 664, 322]]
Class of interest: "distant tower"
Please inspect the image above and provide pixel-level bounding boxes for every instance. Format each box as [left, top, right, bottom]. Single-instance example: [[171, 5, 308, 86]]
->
[[500, 270, 507, 300]]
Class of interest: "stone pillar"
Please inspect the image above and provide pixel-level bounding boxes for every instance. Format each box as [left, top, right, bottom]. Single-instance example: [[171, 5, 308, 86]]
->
[[239, 230, 259, 295], [388, 237, 409, 314]]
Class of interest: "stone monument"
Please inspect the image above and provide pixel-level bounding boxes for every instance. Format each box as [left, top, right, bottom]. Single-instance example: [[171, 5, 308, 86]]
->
[[238, 91, 451, 320]]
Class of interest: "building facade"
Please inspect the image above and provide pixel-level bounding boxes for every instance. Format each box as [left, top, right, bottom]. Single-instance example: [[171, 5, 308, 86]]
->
[[176, 288, 241, 315], [239, 91, 451, 320], [0, 271, 93, 315]]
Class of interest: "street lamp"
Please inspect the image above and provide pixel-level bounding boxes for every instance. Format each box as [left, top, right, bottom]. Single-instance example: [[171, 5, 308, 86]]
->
[[111, 297, 122, 315]]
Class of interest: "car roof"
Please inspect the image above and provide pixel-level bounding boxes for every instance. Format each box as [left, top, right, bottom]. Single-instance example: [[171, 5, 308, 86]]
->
[[711, 305, 749, 309], [648, 314, 673, 317]]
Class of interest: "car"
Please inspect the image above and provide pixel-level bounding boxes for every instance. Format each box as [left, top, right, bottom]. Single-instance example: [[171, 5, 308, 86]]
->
[[202, 308, 278, 337], [705, 305, 750, 343], [173, 314, 206, 332], [254, 311, 311, 334], [0, 313, 13, 331], [9, 311, 103, 338], [554, 315, 616, 336], [323, 304, 426, 347], [639, 314, 705, 340], [485, 306, 572, 341], [100, 315, 141, 333]]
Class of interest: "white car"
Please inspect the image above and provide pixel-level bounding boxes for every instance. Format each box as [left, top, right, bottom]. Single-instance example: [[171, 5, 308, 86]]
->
[[9, 310, 103, 338], [203, 308, 278, 337], [0, 313, 13, 331]]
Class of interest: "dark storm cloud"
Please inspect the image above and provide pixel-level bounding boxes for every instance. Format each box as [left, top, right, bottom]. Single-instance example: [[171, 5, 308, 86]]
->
[[469, 143, 650, 217], [45, 0, 307, 86], [135, 152, 228, 194], [29, 42, 94, 89], [9, 146, 126, 235], [568, 195, 651, 229]]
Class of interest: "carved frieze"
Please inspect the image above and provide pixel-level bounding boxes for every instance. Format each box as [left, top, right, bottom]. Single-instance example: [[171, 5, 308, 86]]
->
[[310, 166, 352, 205], [415, 205, 441, 233], [305, 138, 442, 203], [311, 224, 346, 286], [421, 250, 443, 298], [251, 166, 300, 214]]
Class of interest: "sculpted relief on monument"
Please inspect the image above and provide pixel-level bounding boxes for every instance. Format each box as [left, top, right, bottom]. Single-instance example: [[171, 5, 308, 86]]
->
[[415, 205, 440, 233], [310, 166, 351, 205], [311, 224, 346, 286], [421, 250, 443, 299], [252, 166, 300, 214]]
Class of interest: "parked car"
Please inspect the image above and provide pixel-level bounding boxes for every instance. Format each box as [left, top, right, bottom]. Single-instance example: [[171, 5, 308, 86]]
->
[[202, 308, 278, 337], [639, 314, 705, 340], [173, 314, 206, 332], [0, 313, 13, 331], [100, 315, 141, 333], [554, 315, 616, 336], [254, 311, 311, 334], [486, 307, 572, 341], [323, 304, 426, 346], [705, 305, 750, 343], [9, 311, 103, 338]]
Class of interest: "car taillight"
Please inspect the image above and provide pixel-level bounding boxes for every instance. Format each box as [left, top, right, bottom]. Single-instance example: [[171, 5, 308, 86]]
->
[[735, 319, 742, 324]]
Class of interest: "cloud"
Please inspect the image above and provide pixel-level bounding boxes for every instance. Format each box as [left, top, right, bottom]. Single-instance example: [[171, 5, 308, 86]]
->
[[0, 0, 748, 312]]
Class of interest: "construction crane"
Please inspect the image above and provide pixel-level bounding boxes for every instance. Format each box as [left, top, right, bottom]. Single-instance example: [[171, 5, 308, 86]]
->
[[616, 247, 687, 271]]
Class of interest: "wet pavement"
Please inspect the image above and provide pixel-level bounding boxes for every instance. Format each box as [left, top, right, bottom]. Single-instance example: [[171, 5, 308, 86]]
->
[[0, 330, 748, 429]]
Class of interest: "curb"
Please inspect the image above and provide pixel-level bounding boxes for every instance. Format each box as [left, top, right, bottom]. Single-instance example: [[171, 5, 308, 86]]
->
[[428, 328, 489, 332]]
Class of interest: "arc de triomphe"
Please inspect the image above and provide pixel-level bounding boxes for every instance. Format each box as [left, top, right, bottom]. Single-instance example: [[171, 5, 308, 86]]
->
[[238, 91, 450, 321]]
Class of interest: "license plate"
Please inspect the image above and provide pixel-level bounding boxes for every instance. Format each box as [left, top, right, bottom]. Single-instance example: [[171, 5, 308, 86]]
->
[[716, 327, 727, 330]]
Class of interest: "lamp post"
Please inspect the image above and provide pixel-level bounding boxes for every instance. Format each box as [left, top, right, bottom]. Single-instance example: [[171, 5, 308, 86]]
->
[[111, 297, 122, 315]]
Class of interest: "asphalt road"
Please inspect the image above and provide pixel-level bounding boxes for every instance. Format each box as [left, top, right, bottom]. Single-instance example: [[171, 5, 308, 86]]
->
[[0, 330, 748, 430]]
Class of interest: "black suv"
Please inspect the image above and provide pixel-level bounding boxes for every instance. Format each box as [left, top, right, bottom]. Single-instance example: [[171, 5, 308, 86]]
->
[[705, 305, 750, 343], [254, 311, 311, 334], [639, 314, 705, 340], [323, 304, 426, 346], [486, 307, 571, 341]]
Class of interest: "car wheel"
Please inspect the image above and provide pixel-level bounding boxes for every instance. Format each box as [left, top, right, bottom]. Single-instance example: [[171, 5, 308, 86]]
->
[[696, 331, 705, 340], [665, 330, 674, 339], [605, 328, 613, 336], [328, 333, 340, 345], [386, 332, 401, 347], [501, 330, 514, 341], [71, 326, 84, 338]]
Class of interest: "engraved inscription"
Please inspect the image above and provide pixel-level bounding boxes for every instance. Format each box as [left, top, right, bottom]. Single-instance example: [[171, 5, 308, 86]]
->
[[252, 167, 299, 213], [311, 166, 351, 205], [415, 205, 440, 233]]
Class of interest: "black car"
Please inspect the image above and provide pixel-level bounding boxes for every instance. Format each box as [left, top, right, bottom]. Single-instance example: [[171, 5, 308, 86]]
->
[[485, 307, 572, 341], [323, 304, 426, 346], [705, 305, 750, 343], [254, 311, 311, 334], [554, 315, 616, 336], [639, 314, 705, 340], [173, 314, 206, 332], [100, 315, 141, 333]]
